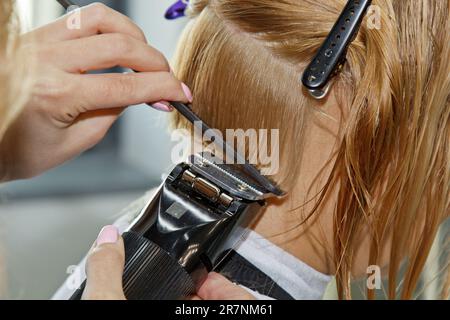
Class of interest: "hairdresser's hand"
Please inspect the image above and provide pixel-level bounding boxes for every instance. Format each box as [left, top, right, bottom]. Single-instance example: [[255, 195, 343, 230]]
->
[[192, 273, 256, 300], [83, 225, 126, 300], [0, 3, 192, 182], [82, 225, 254, 300]]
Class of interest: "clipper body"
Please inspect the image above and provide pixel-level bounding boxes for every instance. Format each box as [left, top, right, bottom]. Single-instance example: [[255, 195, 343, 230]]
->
[[71, 154, 271, 300]]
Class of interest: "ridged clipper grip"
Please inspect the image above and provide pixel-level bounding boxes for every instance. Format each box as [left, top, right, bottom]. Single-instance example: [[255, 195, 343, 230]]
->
[[70, 231, 196, 300]]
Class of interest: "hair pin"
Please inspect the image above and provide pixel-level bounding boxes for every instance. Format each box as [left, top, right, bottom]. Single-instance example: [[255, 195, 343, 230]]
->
[[302, 0, 372, 99], [165, 0, 190, 20]]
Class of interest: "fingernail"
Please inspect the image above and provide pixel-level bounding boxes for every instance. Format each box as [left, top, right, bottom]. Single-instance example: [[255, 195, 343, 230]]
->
[[152, 101, 174, 112], [181, 83, 193, 103], [96, 225, 119, 246]]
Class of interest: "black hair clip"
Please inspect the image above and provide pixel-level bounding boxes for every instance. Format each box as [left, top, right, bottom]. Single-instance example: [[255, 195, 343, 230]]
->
[[302, 0, 372, 99]]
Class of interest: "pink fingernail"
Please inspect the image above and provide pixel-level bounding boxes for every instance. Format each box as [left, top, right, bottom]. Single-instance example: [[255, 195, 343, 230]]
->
[[152, 101, 174, 112], [181, 83, 193, 103], [96, 225, 119, 246]]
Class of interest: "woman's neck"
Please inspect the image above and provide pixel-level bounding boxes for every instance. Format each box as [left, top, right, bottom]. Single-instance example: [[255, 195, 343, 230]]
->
[[251, 99, 344, 276]]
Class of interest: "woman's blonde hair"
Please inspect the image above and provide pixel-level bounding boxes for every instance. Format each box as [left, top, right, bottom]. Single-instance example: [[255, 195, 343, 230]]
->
[[0, 0, 27, 139], [173, 0, 450, 299]]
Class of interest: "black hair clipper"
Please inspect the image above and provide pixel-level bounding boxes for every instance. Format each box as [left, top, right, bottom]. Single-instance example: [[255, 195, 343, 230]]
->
[[70, 153, 282, 300], [67, 103, 283, 300]]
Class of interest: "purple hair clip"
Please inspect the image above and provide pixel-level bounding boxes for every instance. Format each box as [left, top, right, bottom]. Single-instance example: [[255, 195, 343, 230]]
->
[[165, 0, 189, 20]]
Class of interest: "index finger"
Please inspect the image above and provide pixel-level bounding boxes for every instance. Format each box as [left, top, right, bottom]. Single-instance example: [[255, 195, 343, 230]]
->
[[24, 3, 147, 44], [75, 72, 192, 111]]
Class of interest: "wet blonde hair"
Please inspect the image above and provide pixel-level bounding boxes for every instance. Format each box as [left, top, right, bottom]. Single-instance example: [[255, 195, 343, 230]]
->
[[0, 0, 27, 140], [173, 0, 449, 299]]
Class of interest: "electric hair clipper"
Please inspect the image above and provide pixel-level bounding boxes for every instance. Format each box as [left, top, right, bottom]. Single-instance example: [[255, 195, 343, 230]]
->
[[70, 152, 282, 300]]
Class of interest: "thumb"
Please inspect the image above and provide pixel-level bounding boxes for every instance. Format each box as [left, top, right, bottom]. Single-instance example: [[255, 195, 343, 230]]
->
[[197, 273, 256, 300], [83, 225, 126, 300]]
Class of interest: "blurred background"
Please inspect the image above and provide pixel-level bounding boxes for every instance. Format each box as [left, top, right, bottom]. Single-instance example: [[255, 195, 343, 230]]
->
[[0, 0, 447, 300], [0, 0, 186, 299]]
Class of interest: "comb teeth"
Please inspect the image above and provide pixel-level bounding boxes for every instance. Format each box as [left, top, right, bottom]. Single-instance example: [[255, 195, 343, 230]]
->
[[122, 231, 196, 300]]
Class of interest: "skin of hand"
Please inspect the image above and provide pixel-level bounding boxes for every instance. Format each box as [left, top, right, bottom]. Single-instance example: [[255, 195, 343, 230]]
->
[[0, 3, 192, 182], [83, 225, 255, 300], [191, 273, 256, 301]]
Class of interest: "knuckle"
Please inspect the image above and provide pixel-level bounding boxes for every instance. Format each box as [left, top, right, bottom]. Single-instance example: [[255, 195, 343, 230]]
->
[[152, 49, 170, 71], [126, 23, 147, 44], [115, 75, 136, 96], [95, 79, 112, 102], [97, 75, 132, 101], [87, 2, 109, 23], [137, 29, 147, 43], [34, 75, 73, 107], [60, 77, 76, 97]]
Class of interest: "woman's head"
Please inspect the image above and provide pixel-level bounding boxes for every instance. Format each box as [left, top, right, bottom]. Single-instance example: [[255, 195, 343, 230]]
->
[[173, 0, 449, 299]]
